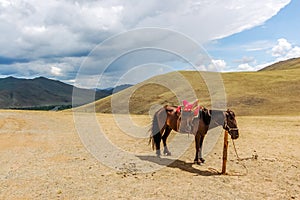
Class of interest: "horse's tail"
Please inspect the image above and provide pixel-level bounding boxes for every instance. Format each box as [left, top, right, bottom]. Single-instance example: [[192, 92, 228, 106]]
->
[[148, 106, 166, 150], [148, 110, 159, 150], [148, 127, 155, 150]]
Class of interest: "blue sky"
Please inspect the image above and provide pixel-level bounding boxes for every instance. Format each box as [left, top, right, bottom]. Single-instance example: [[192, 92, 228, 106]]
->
[[206, 0, 300, 71], [0, 0, 299, 88]]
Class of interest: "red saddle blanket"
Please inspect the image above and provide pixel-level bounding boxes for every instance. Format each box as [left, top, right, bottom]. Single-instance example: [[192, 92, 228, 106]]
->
[[177, 99, 203, 116], [177, 99, 203, 134]]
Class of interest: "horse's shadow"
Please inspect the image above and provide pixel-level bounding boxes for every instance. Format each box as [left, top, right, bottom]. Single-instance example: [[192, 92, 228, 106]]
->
[[136, 155, 220, 176]]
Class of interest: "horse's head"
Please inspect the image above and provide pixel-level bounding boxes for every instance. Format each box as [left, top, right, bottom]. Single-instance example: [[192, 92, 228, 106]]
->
[[224, 109, 239, 139]]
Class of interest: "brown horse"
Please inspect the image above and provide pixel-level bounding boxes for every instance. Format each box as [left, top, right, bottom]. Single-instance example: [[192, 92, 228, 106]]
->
[[149, 105, 239, 164]]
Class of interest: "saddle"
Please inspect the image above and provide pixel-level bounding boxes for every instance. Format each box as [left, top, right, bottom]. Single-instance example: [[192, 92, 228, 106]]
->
[[177, 99, 203, 134], [165, 99, 209, 134]]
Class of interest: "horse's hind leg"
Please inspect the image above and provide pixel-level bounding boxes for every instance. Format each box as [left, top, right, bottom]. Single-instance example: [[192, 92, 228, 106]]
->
[[162, 126, 172, 156], [153, 131, 162, 157]]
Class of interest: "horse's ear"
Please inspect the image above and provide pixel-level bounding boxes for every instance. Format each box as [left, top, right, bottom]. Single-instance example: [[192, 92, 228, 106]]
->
[[226, 109, 235, 117], [225, 110, 229, 116], [231, 110, 235, 117]]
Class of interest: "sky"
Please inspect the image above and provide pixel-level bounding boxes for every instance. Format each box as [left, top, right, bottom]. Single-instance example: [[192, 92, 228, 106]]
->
[[0, 0, 299, 88]]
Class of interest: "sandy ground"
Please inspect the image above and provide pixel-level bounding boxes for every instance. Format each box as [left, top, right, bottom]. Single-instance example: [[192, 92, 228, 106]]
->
[[0, 110, 299, 199]]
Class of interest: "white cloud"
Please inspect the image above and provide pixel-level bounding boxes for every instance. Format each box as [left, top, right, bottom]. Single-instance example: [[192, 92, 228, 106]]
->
[[0, 0, 11, 7], [237, 61, 274, 71], [0, 57, 81, 79], [195, 59, 229, 72], [0, 0, 290, 58], [271, 38, 292, 57], [237, 63, 255, 71], [0, 0, 291, 86], [51, 66, 62, 76], [286, 46, 300, 59], [129, 0, 290, 42], [271, 38, 300, 60], [249, 38, 300, 71], [211, 59, 227, 71]]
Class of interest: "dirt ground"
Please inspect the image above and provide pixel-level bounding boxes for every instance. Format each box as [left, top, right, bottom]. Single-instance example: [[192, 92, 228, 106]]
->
[[0, 110, 299, 199]]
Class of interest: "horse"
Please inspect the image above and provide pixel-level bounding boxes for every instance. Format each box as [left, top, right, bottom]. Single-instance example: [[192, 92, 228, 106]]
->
[[149, 103, 239, 164]]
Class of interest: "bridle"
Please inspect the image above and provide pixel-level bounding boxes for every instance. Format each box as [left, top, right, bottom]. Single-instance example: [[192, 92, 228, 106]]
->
[[212, 110, 239, 135], [223, 123, 239, 133], [223, 111, 239, 135]]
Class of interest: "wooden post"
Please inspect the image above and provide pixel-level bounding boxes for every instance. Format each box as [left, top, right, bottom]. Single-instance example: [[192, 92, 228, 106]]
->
[[221, 130, 229, 174]]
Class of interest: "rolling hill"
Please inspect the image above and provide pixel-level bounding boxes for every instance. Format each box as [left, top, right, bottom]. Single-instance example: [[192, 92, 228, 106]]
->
[[77, 58, 300, 116], [259, 57, 300, 71], [0, 76, 113, 110]]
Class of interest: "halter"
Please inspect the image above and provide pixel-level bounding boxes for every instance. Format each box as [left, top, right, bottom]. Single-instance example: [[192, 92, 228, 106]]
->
[[223, 112, 239, 134], [223, 123, 239, 133], [212, 111, 238, 132]]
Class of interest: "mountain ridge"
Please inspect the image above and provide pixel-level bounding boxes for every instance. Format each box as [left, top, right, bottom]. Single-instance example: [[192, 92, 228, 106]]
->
[[259, 57, 300, 71], [0, 76, 131, 110]]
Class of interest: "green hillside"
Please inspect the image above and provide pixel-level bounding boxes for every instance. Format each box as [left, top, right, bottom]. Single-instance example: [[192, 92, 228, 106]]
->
[[223, 68, 299, 115], [76, 59, 300, 116]]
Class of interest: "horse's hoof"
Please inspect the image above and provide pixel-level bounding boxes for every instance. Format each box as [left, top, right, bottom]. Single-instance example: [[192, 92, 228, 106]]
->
[[164, 151, 171, 156], [194, 158, 205, 165], [194, 160, 201, 165], [156, 150, 161, 157], [163, 149, 171, 156]]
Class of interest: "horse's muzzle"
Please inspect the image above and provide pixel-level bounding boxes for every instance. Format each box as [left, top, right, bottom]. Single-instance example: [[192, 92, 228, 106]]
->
[[229, 129, 239, 140]]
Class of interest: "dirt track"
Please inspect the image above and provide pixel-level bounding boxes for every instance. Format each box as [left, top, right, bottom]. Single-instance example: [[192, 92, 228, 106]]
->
[[0, 110, 299, 199]]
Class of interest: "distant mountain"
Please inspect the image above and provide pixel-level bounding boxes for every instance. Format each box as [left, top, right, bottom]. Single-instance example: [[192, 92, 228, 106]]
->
[[99, 84, 133, 93], [111, 84, 133, 93], [259, 57, 300, 71], [0, 76, 130, 110]]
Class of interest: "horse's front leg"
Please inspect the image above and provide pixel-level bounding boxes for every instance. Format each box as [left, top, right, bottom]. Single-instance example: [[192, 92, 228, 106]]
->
[[199, 135, 205, 163], [162, 126, 172, 156], [194, 132, 200, 164], [194, 133, 205, 164]]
